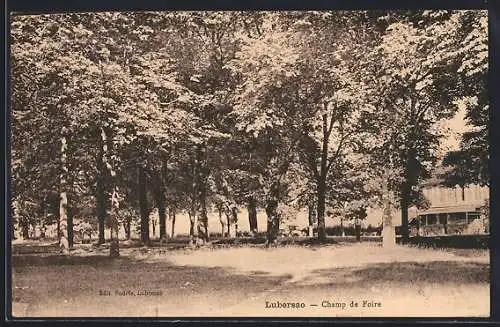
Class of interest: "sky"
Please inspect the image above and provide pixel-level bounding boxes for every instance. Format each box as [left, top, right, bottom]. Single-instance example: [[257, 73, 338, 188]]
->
[[438, 100, 469, 156]]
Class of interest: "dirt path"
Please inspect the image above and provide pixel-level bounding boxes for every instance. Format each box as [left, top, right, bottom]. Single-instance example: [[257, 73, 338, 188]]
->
[[12, 243, 489, 317], [148, 244, 489, 317]]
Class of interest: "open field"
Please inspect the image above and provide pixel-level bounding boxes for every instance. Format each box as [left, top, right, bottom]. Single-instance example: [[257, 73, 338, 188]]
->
[[11, 242, 489, 318]]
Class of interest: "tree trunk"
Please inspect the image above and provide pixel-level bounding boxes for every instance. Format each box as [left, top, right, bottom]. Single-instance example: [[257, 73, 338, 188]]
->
[[188, 211, 196, 245], [232, 206, 239, 237], [355, 223, 361, 242], [265, 200, 279, 244], [226, 207, 231, 237], [197, 178, 209, 243], [96, 136, 107, 245], [218, 206, 225, 237], [400, 185, 410, 243], [197, 209, 208, 244], [157, 190, 167, 240], [189, 149, 198, 246], [101, 127, 119, 257], [308, 203, 316, 237], [67, 200, 74, 248], [316, 179, 327, 241], [196, 192, 208, 243], [59, 132, 70, 253], [248, 197, 258, 236], [170, 208, 176, 238], [108, 188, 120, 258], [11, 217, 17, 240], [196, 145, 209, 244], [461, 186, 465, 202], [97, 182, 106, 244], [124, 219, 131, 240], [138, 166, 150, 245], [382, 175, 396, 248], [56, 214, 60, 239], [40, 223, 46, 239], [21, 220, 29, 240], [316, 112, 330, 242], [156, 163, 167, 240], [59, 193, 68, 249]]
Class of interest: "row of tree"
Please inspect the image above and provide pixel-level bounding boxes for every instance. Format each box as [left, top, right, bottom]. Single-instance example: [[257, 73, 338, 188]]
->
[[10, 10, 488, 256]]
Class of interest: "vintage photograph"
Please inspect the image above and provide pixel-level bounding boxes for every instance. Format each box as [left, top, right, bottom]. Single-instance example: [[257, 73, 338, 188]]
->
[[9, 10, 489, 317]]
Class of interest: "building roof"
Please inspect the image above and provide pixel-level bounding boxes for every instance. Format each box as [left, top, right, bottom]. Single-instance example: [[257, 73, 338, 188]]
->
[[415, 203, 484, 216]]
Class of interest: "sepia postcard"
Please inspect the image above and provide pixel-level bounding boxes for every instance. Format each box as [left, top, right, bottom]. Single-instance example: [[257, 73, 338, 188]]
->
[[8, 9, 490, 319]]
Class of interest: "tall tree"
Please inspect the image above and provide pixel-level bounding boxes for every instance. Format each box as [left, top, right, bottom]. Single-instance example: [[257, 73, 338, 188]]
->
[[366, 10, 476, 242], [442, 11, 488, 187]]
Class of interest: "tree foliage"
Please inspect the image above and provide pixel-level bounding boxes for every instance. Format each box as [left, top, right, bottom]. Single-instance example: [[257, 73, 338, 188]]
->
[[10, 10, 488, 248]]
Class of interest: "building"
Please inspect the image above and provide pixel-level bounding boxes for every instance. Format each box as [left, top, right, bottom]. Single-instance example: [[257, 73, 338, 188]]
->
[[409, 176, 489, 236]]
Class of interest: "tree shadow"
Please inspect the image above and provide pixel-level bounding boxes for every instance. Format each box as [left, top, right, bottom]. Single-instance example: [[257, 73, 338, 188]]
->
[[12, 254, 125, 267], [11, 254, 292, 317], [293, 260, 489, 289], [12, 243, 60, 255]]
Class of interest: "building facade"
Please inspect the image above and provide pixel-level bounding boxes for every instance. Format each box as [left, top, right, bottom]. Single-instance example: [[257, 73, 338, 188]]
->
[[410, 184, 489, 236]]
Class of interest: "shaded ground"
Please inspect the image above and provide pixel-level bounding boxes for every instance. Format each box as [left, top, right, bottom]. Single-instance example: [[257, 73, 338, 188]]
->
[[11, 242, 489, 317]]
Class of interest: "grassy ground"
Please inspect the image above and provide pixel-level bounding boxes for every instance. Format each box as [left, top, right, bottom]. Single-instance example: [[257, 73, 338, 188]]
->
[[11, 241, 489, 318]]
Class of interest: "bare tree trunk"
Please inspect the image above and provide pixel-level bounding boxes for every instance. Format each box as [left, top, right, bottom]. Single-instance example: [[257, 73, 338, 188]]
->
[[39, 198, 47, 239], [156, 163, 167, 241], [355, 222, 361, 242], [196, 182, 208, 243], [109, 189, 120, 257], [138, 166, 150, 246], [124, 219, 131, 240], [308, 203, 316, 237], [189, 149, 198, 246], [96, 178, 106, 244], [21, 220, 29, 240], [226, 206, 231, 237], [101, 127, 119, 257], [265, 200, 279, 245], [196, 145, 209, 244], [56, 214, 60, 239], [316, 112, 330, 242], [196, 184, 209, 243], [96, 133, 107, 245], [248, 197, 258, 236], [188, 211, 196, 246], [9, 214, 17, 241], [382, 172, 396, 248], [316, 178, 327, 241], [67, 199, 74, 248], [157, 191, 167, 240], [40, 223, 46, 239], [59, 131, 69, 253], [218, 206, 225, 237], [170, 207, 176, 238], [232, 206, 239, 237], [400, 183, 410, 243], [197, 209, 208, 244]]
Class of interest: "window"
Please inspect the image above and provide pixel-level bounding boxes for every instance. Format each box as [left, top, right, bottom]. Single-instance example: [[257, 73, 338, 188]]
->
[[419, 215, 426, 226], [438, 213, 447, 224], [467, 212, 480, 222], [427, 214, 437, 225], [448, 212, 466, 224]]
